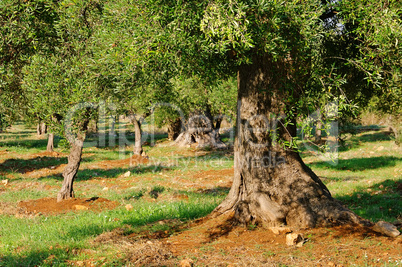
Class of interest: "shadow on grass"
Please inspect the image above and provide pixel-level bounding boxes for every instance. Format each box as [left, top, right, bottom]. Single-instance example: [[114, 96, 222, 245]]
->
[[0, 135, 62, 150], [0, 156, 68, 173], [35, 164, 169, 182], [0, 156, 97, 175], [0, 248, 70, 267], [308, 156, 400, 171], [337, 179, 402, 223], [63, 196, 219, 242], [84, 132, 169, 149], [0, 139, 48, 150]]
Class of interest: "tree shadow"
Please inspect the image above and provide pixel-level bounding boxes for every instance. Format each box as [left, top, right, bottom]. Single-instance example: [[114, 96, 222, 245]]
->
[[36, 164, 170, 182], [0, 156, 96, 177], [0, 247, 69, 267], [0, 135, 62, 150], [336, 179, 402, 223], [308, 156, 400, 171], [0, 139, 48, 150], [0, 156, 68, 173]]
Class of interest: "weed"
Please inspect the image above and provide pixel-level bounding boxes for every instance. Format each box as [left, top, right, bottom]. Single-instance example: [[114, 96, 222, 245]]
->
[[149, 185, 165, 199]]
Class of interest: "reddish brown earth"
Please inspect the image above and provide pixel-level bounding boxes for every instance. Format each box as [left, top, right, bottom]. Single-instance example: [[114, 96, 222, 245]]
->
[[88, 213, 402, 266], [18, 197, 118, 215], [1, 147, 401, 266]]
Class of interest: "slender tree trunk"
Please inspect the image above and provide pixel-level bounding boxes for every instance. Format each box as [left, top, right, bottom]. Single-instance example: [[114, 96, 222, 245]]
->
[[132, 116, 143, 155], [110, 115, 116, 135], [37, 121, 47, 135], [315, 118, 322, 144], [212, 55, 362, 228], [57, 139, 83, 202], [47, 133, 54, 152]]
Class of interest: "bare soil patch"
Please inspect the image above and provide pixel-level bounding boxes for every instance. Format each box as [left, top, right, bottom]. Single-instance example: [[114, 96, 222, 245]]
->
[[92, 213, 402, 266], [90, 155, 149, 169], [18, 197, 118, 215]]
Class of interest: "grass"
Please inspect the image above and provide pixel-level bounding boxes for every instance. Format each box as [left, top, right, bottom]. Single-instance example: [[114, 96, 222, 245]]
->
[[0, 122, 401, 266]]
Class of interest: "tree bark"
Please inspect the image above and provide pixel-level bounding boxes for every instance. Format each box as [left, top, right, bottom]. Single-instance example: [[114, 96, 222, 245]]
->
[[37, 121, 47, 135], [315, 118, 322, 144], [214, 117, 223, 132], [57, 139, 83, 202], [175, 112, 227, 149], [211, 55, 362, 228], [131, 116, 143, 155], [167, 117, 181, 141], [47, 133, 54, 152]]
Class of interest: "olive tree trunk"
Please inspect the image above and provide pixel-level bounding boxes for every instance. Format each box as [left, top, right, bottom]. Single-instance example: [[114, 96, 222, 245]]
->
[[37, 121, 47, 135], [47, 133, 54, 152], [211, 55, 362, 228], [57, 139, 83, 202], [131, 116, 143, 155], [175, 113, 226, 149], [168, 118, 181, 141]]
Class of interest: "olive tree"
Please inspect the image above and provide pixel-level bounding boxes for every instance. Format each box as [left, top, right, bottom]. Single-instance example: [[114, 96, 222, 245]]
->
[[123, 0, 402, 228]]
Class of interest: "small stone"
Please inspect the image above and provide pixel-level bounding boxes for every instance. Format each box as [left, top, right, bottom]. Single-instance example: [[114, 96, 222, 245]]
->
[[286, 233, 304, 247], [102, 187, 109, 191], [372, 221, 400, 237], [74, 205, 89, 210], [268, 226, 292, 235], [123, 171, 131, 177], [180, 258, 193, 267], [125, 204, 133, 211], [1, 179, 8, 186]]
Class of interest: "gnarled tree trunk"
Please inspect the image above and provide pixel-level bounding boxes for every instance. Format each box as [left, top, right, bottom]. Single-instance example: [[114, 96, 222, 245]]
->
[[47, 133, 54, 152], [57, 138, 83, 202], [212, 55, 362, 228], [167, 117, 181, 141], [175, 113, 226, 149], [131, 116, 143, 155]]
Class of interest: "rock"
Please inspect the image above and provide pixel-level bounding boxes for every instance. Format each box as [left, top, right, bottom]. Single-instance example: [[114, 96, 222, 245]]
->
[[74, 205, 89, 210], [1, 179, 8, 186], [123, 171, 131, 177], [268, 226, 292, 235], [102, 187, 109, 191], [373, 221, 400, 237], [125, 204, 133, 211], [286, 233, 304, 247], [180, 258, 193, 267]]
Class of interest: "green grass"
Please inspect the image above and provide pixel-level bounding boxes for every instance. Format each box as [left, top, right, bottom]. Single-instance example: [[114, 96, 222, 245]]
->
[[0, 122, 401, 266]]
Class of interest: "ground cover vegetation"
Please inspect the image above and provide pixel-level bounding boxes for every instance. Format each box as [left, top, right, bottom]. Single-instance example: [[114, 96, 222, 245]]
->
[[0, 122, 400, 266], [0, 0, 401, 265]]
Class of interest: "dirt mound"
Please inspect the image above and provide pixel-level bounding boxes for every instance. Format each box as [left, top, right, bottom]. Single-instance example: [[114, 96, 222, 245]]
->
[[18, 197, 118, 215]]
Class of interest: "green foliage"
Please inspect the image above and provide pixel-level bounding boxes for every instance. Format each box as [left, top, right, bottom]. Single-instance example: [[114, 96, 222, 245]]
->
[[0, 0, 59, 126]]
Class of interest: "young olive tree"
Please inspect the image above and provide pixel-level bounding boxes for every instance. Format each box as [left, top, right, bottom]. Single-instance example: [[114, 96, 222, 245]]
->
[[22, 0, 106, 201]]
